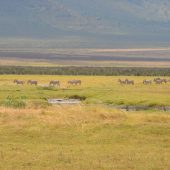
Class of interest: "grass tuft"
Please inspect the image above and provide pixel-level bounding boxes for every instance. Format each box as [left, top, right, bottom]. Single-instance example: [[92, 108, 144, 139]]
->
[[1, 96, 26, 108]]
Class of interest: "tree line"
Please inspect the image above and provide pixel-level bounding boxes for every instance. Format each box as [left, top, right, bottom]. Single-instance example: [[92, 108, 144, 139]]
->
[[0, 66, 170, 76]]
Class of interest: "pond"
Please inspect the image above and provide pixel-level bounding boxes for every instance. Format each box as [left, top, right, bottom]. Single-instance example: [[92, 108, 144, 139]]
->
[[48, 98, 81, 104]]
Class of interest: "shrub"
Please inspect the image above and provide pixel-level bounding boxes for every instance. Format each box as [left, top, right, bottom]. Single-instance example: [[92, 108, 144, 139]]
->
[[68, 95, 86, 101], [2, 96, 26, 108]]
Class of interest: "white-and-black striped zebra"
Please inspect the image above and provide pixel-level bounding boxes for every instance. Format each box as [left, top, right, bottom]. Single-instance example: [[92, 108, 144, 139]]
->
[[68, 80, 81, 85], [27, 80, 38, 86], [13, 79, 25, 85], [49, 80, 60, 86]]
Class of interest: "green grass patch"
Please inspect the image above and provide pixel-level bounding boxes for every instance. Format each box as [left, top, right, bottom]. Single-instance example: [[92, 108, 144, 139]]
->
[[1, 96, 26, 108], [0, 75, 169, 107]]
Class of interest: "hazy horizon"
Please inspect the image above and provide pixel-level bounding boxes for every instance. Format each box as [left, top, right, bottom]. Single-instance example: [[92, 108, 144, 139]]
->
[[0, 0, 170, 48]]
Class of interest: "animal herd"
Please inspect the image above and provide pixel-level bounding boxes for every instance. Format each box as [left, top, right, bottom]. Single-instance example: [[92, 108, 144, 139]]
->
[[13, 77, 170, 87], [13, 79, 82, 86], [118, 78, 170, 85]]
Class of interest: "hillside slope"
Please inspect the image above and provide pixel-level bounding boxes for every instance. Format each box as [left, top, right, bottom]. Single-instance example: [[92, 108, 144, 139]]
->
[[0, 0, 170, 46]]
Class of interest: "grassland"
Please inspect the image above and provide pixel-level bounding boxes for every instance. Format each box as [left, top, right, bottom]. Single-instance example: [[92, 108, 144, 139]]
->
[[0, 105, 170, 170], [0, 75, 170, 169], [0, 75, 169, 107]]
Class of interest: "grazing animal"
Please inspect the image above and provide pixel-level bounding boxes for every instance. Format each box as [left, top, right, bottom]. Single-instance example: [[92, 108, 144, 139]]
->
[[68, 80, 81, 85], [161, 79, 168, 84], [118, 79, 126, 84], [27, 80, 38, 86], [153, 78, 168, 84], [125, 79, 134, 85], [49, 80, 60, 86], [13, 79, 25, 85], [153, 78, 161, 82], [143, 80, 152, 85], [155, 80, 163, 84]]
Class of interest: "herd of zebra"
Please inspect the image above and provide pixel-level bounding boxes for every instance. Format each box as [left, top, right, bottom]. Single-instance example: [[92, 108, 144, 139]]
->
[[13, 77, 169, 86], [13, 79, 82, 86], [118, 78, 170, 85]]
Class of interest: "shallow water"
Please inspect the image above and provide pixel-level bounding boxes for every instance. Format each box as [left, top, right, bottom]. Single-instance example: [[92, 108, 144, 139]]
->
[[110, 105, 170, 112]]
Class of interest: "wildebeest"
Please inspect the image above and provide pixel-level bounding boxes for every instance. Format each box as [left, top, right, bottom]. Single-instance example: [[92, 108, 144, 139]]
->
[[27, 80, 38, 86], [13, 79, 25, 85], [143, 80, 152, 85], [49, 80, 60, 86], [68, 80, 81, 85]]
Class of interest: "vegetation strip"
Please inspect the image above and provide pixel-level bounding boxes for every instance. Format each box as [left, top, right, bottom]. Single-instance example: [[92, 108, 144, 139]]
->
[[0, 66, 170, 76]]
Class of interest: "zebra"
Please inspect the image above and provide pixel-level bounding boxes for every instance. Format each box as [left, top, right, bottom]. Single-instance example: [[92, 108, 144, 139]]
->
[[153, 78, 161, 82], [118, 79, 126, 84], [27, 80, 38, 86], [125, 79, 134, 85], [154, 77, 168, 84], [49, 80, 60, 86], [143, 80, 152, 85], [154, 78, 167, 84], [154, 80, 163, 85], [14, 79, 25, 85], [68, 80, 81, 85], [161, 79, 168, 84]]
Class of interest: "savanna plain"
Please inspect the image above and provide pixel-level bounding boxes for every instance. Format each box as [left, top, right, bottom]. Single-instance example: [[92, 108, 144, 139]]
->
[[0, 75, 170, 170]]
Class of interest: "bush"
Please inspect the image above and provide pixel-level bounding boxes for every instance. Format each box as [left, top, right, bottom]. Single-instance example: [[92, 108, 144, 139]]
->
[[68, 95, 86, 101], [2, 96, 26, 108], [0, 66, 170, 76]]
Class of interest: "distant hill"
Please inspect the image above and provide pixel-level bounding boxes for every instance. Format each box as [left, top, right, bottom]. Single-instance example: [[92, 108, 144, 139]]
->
[[0, 0, 170, 47]]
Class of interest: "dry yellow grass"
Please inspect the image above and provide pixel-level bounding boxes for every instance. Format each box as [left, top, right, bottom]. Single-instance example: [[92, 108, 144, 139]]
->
[[0, 105, 170, 169], [0, 74, 170, 169], [1, 105, 170, 127], [0, 105, 126, 127]]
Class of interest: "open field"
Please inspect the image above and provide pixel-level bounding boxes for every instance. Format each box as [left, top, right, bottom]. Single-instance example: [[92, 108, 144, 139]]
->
[[0, 75, 170, 107], [0, 105, 170, 169], [0, 75, 170, 169]]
